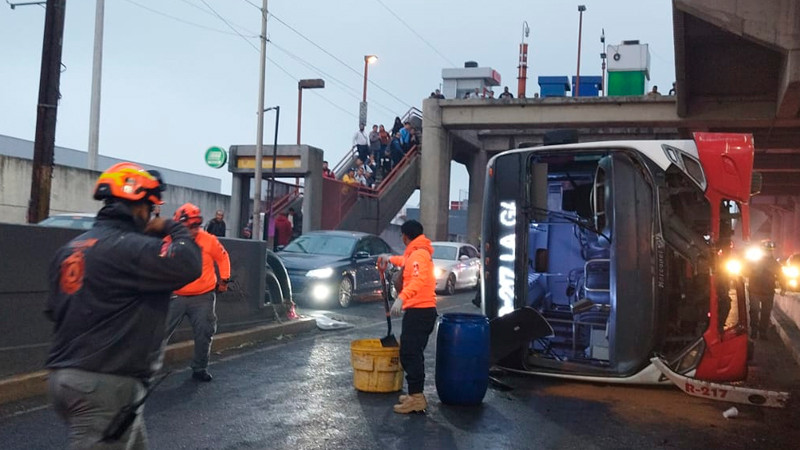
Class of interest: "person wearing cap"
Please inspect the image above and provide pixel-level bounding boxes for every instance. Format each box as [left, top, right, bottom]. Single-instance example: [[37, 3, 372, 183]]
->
[[377, 220, 437, 414], [45, 162, 202, 448], [342, 167, 358, 186], [164, 203, 231, 381]]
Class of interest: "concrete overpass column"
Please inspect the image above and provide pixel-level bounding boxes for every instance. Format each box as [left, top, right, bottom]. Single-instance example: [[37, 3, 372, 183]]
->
[[466, 150, 488, 246], [420, 98, 451, 241]]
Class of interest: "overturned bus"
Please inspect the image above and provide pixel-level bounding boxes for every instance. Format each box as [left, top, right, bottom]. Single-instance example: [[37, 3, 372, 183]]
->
[[482, 133, 761, 389]]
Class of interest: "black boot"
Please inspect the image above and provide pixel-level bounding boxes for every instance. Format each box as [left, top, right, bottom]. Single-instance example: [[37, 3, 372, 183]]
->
[[192, 369, 213, 382]]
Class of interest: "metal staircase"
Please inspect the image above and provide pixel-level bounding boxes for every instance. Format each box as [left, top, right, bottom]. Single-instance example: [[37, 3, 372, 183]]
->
[[318, 107, 423, 233], [334, 146, 420, 234]]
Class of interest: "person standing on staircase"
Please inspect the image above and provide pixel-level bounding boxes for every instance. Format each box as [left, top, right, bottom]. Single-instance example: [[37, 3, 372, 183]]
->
[[352, 124, 370, 163], [369, 124, 381, 162]]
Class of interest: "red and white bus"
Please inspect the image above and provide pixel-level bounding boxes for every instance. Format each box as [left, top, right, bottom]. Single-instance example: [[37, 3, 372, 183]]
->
[[482, 133, 760, 391]]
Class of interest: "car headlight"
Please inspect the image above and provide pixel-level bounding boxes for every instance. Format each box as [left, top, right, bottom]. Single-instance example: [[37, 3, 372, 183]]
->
[[745, 246, 764, 262], [434, 267, 445, 278], [724, 258, 742, 275], [782, 266, 799, 278], [306, 267, 334, 278], [311, 284, 331, 301]]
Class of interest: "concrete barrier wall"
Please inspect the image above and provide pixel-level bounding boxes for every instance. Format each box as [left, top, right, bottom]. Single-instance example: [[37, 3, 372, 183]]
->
[[0, 223, 268, 379], [0, 155, 232, 235], [776, 292, 800, 325]]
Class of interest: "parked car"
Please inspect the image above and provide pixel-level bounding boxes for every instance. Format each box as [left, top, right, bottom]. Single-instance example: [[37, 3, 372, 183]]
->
[[37, 213, 95, 230], [431, 241, 481, 295], [277, 230, 396, 308], [782, 253, 800, 292]]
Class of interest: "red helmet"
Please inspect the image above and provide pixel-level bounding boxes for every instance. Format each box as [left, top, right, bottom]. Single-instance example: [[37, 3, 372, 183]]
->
[[173, 203, 203, 227], [93, 162, 165, 205]]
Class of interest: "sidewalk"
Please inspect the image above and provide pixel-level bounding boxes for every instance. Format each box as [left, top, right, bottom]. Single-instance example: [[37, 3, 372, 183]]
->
[[0, 317, 316, 405]]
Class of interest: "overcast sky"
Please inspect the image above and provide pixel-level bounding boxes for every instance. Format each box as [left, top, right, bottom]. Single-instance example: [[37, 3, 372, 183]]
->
[[1, 0, 675, 203]]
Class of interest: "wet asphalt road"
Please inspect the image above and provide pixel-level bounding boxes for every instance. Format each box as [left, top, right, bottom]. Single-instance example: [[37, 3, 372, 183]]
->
[[1, 290, 799, 449]]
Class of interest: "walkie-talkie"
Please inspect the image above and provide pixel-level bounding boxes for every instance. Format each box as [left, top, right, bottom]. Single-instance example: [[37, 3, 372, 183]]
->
[[100, 371, 171, 442]]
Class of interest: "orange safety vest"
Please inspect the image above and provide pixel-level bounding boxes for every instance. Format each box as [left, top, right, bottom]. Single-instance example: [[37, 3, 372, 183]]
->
[[175, 230, 231, 296]]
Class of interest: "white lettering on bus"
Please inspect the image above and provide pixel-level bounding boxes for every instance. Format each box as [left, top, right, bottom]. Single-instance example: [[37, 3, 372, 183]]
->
[[499, 234, 515, 262], [497, 201, 516, 317], [499, 201, 516, 227]]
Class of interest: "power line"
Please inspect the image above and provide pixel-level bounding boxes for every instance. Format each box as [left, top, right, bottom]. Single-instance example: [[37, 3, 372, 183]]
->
[[240, 0, 261, 10], [267, 58, 358, 119], [122, 0, 356, 119], [172, 0, 259, 35], [192, 0, 356, 119], [196, 0, 259, 48], [120, 0, 256, 37], [269, 42, 399, 118], [373, 0, 456, 67], [267, 12, 413, 110]]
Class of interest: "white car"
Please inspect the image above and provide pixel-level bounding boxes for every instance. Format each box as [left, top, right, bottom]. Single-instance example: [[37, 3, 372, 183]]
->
[[37, 213, 96, 230], [431, 242, 481, 295]]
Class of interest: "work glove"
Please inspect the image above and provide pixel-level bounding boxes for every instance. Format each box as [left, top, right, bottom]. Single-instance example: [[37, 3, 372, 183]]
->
[[376, 254, 391, 271], [390, 298, 403, 317], [217, 279, 230, 293]]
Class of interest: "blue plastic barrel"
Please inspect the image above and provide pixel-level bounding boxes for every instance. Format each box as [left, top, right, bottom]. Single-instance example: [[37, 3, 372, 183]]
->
[[435, 313, 490, 405]]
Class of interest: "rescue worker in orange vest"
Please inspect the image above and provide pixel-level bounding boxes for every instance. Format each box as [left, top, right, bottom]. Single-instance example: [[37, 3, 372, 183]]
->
[[164, 203, 231, 381], [378, 220, 437, 414]]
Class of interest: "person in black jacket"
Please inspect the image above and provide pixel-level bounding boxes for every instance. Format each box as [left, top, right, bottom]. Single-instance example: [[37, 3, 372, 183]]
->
[[205, 209, 226, 237], [45, 162, 202, 448], [748, 240, 781, 340], [289, 207, 302, 240]]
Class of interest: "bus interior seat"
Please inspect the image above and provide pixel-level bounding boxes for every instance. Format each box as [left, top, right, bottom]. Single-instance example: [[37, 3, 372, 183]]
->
[[584, 259, 610, 305]]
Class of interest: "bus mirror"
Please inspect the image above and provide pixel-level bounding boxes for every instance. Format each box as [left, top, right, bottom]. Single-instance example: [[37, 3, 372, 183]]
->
[[535, 249, 548, 272]]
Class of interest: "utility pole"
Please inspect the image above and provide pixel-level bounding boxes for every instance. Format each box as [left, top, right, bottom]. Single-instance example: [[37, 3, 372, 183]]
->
[[265, 105, 280, 243], [253, 0, 268, 241], [575, 5, 586, 98], [27, 0, 67, 224], [87, 0, 104, 171]]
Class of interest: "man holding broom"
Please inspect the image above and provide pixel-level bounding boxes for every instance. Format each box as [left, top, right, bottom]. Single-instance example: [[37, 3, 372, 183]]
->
[[378, 220, 437, 414]]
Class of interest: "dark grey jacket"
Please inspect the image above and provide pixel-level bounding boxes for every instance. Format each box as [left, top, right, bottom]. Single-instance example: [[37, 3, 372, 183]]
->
[[45, 202, 202, 380]]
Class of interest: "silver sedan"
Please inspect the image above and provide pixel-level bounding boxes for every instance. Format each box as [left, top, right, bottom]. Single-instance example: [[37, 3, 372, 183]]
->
[[431, 242, 481, 295]]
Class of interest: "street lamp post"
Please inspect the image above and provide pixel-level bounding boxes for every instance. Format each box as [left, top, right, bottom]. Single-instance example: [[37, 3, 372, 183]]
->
[[296, 79, 325, 145], [600, 28, 607, 96], [575, 5, 586, 98], [264, 106, 280, 245], [360, 55, 378, 127], [296, 79, 324, 189]]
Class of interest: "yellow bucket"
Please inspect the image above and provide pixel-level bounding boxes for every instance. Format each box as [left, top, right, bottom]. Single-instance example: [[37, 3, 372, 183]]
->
[[350, 339, 403, 392]]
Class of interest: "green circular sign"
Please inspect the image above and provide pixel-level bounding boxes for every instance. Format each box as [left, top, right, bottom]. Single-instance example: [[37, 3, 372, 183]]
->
[[205, 146, 227, 169]]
